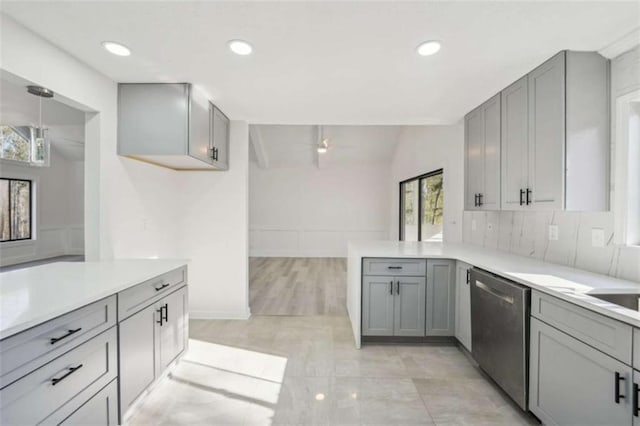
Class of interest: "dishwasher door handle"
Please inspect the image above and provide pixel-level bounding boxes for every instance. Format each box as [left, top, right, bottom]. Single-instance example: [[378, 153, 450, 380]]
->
[[475, 280, 515, 305]]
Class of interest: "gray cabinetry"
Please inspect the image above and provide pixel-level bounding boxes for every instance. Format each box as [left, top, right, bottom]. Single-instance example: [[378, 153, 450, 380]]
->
[[426, 259, 456, 336], [394, 276, 426, 337], [528, 51, 565, 210], [118, 285, 188, 421], [119, 303, 158, 414], [362, 275, 425, 337], [501, 76, 529, 211], [464, 94, 501, 210], [60, 379, 118, 426], [118, 83, 229, 170], [634, 370, 640, 426], [361, 258, 427, 337], [468, 50, 610, 212], [529, 317, 631, 426], [454, 261, 472, 351], [362, 276, 395, 336]]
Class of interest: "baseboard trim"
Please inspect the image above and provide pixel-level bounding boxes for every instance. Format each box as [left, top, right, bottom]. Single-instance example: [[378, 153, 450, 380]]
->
[[361, 335, 457, 345], [190, 308, 251, 320]]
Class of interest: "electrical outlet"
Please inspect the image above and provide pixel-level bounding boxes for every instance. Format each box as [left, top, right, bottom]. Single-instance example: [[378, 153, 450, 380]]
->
[[472, 219, 477, 231], [548, 225, 559, 241], [592, 228, 605, 247]]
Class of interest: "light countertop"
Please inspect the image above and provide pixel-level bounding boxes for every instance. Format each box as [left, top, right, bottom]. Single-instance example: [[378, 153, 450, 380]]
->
[[0, 259, 188, 340], [347, 240, 640, 348]]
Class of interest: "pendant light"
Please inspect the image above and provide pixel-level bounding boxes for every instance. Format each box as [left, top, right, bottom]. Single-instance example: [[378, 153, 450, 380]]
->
[[27, 85, 53, 167]]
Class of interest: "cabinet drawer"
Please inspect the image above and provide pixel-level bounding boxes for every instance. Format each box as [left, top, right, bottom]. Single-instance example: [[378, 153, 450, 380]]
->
[[531, 291, 632, 364], [363, 258, 426, 276], [0, 327, 117, 425], [118, 266, 186, 320], [0, 295, 116, 388], [59, 379, 118, 425]]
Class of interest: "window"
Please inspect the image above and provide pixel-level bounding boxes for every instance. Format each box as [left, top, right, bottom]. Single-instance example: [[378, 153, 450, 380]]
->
[[400, 169, 444, 242], [0, 178, 32, 242], [613, 89, 640, 247], [1, 126, 31, 163]]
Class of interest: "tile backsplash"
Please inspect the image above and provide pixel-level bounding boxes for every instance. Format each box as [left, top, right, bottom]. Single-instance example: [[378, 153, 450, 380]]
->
[[463, 210, 640, 283]]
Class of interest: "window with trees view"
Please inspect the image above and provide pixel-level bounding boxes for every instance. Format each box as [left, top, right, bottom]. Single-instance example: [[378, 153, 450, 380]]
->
[[0, 178, 32, 242], [1, 126, 31, 163], [400, 169, 443, 242]]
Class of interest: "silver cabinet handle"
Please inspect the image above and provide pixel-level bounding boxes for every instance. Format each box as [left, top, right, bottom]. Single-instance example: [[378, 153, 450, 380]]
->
[[475, 280, 514, 304]]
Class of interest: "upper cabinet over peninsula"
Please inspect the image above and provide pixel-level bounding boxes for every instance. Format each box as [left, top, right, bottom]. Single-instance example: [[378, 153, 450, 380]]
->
[[465, 51, 610, 212], [118, 83, 229, 171]]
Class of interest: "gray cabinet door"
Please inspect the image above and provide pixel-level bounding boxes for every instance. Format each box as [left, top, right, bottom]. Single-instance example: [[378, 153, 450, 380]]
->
[[634, 370, 640, 426], [454, 261, 472, 351], [118, 83, 189, 156], [426, 260, 456, 336], [189, 87, 214, 165], [501, 76, 529, 210], [528, 51, 565, 210], [465, 106, 484, 210], [159, 286, 188, 370], [529, 317, 631, 426], [60, 379, 118, 426], [118, 303, 158, 417], [482, 94, 501, 210], [393, 276, 426, 337], [362, 276, 395, 336], [211, 105, 230, 170]]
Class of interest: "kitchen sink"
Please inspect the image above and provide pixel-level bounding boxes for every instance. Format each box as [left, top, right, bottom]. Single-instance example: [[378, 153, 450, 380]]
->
[[590, 293, 640, 311]]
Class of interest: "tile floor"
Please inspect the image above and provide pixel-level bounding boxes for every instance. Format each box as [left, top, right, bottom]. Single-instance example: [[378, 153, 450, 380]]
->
[[128, 315, 539, 425]]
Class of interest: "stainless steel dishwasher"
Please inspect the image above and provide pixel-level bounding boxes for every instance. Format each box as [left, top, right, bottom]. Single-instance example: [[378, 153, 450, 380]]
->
[[470, 268, 530, 411]]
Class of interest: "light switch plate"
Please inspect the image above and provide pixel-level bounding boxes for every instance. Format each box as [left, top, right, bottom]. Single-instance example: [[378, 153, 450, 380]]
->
[[548, 225, 559, 241], [592, 228, 605, 247]]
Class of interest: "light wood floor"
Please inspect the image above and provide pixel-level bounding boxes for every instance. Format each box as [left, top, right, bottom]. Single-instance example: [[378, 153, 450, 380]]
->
[[249, 257, 347, 316]]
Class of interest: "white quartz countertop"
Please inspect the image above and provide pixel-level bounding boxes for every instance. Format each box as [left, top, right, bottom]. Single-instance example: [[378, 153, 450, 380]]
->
[[347, 241, 640, 347], [0, 259, 188, 340]]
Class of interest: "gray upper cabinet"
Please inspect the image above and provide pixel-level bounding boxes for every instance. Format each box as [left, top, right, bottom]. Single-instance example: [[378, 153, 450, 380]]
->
[[425, 259, 456, 336], [468, 50, 610, 212], [529, 317, 631, 426], [528, 52, 565, 210], [464, 94, 501, 210], [118, 83, 229, 171], [501, 76, 529, 211]]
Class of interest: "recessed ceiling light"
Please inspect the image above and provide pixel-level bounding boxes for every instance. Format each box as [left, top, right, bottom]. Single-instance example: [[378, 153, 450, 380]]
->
[[102, 41, 131, 56], [228, 39, 253, 56], [416, 40, 441, 56]]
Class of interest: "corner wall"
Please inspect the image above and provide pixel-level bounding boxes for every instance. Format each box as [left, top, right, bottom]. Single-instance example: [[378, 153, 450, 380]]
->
[[0, 15, 251, 318], [389, 125, 465, 243]]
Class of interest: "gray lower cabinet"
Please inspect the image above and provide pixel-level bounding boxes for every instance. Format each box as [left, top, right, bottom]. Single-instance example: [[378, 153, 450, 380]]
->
[[634, 370, 640, 426], [394, 277, 426, 337], [119, 303, 158, 414], [118, 285, 188, 421], [60, 379, 118, 425], [425, 259, 456, 336], [362, 275, 425, 337], [454, 261, 472, 351], [529, 317, 631, 425]]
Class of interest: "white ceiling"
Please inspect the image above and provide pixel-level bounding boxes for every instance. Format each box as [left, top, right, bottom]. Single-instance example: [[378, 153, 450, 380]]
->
[[1, 1, 638, 125], [1, 76, 85, 161], [251, 125, 401, 168]]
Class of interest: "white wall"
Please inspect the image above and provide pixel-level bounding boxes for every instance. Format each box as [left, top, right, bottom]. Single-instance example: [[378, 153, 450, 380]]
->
[[1, 15, 251, 319], [180, 121, 250, 319], [389, 125, 465, 243], [249, 162, 390, 257], [0, 149, 84, 265]]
